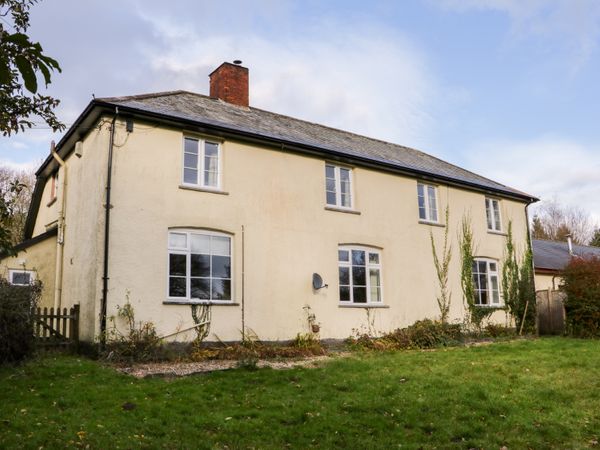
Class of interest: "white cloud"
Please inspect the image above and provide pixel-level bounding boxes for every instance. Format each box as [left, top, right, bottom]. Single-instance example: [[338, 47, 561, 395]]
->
[[459, 135, 600, 223], [437, 0, 600, 73]]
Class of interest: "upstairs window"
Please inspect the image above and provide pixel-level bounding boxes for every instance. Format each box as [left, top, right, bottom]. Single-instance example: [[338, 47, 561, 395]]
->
[[325, 164, 353, 209], [485, 198, 502, 232], [417, 183, 438, 222], [8, 269, 35, 286], [50, 172, 59, 202], [472, 258, 501, 306], [338, 246, 382, 304], [168, 230, 232, 302], [182, 137, 221, 189]]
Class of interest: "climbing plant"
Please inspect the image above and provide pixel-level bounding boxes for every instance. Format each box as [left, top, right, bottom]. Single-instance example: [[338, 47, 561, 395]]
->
[[430, 207, 452, 323], [502, 221, 519, 316], [191, 304, 212, 345]]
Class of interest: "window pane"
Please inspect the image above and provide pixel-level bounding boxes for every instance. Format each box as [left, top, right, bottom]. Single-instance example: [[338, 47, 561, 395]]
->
[[369, 253, 379, 264], [339, 286, 350, 301], [191, 278, 210, 300], [211, 236, 231, 255], [417, 184, 426, 219], [169, 254, 186, 276], [184, 138, 198, 154], [169, 277, 186, 297], [191, 254, 210, 277], [370, 286, 381, 302], [369, 269, 381, 287], [478, 261, 487, 273], [211, 279, 231, 300], [491, 276, 499, 304], [353, 286, 367, 303], [489, 262, 497, 272], [480, 289, 488, 305], [12, 272, 31, 285], [472, 273, 479, 290], [340, 169, 351, 207], [352, 250, 365, 266], [204, 170, 218, 187], [486, 199, 493, 229], [325, 165, 335, 178], [205, 142, 219, 157], [326, 191, 336, 205], [493, 201, 501, 230], [169, 232, 187, 249], [183, 168, 198, 184], [428, 186, 437, 221], [352, 266, 366, 286], [479, 274, 487, 291], [339, 266, 350, 285], [190, 234, 210, 253], [211, 255, 231, 278], [184, 152, 198, 169], [326, 178, 336, 192], [338, 250, 349, 262], [205, 155, 218, 172]]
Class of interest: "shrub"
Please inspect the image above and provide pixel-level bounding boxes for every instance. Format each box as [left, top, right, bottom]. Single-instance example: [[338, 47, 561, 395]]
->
[[561, 257, 600, 337], [349, 319, 463, 351], [0, 278, 42, 364], [484, 323, 516, 338]]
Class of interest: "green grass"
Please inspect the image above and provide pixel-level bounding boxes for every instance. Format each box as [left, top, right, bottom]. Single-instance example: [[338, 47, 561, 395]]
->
[[1, 338, 599, 449]]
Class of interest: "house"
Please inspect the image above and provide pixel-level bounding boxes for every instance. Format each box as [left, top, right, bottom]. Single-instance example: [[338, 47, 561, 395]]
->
[[533, 238, 600, 291], [1, 62, 537, 342]]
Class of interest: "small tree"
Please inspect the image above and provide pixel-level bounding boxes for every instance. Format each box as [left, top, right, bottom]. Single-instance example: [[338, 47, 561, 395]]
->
[[561, 256, 600, 337], [0, 179, 26, 255], [430, 207, 452, 323], [1, 0, 64, 136], [502, 221, 519, 316], [589, 229, 600, 247]]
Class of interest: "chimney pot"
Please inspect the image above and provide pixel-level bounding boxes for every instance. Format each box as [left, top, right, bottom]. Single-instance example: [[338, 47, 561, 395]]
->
[[209, 62, 249, 107]]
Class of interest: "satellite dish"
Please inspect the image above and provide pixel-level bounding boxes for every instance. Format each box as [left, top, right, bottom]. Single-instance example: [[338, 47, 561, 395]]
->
[[312, 273, 328, 290]]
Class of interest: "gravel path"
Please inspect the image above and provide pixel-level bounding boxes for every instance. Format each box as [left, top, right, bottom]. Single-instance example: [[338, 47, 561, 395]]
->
[[118, 354, 338, 378]]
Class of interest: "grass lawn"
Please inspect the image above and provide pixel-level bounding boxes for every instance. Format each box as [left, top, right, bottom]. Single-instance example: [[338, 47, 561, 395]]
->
[[1, 338, 599, 449]]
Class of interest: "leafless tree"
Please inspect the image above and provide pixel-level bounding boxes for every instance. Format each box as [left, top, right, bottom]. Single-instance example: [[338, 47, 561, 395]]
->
[[0, 165, 36, 245], [531, 198, 596, 245]]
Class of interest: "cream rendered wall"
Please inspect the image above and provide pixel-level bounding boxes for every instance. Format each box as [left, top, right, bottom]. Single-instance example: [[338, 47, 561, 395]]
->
[[535, 273, 560, 291], [104, 120, 530, 342], [32, 171, 60, 237], [0, 236, 56, 307]]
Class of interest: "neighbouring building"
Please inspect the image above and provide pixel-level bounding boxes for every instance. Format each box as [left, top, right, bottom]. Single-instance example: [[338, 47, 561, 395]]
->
[[533, 238, 600, 291], [1, 62, 538, 342]]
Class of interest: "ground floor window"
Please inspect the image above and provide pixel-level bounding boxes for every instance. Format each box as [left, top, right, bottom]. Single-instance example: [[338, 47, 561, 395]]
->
[[472, 258, 501, 306], [8, 269, 35, 286], [167, 229, 232, 302], [338, 246, 382, 304]]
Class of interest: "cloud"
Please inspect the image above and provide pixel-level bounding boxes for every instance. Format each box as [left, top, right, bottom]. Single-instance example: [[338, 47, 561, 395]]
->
[[0, 0, 440, 167], [437, 0, 600, 73], [459, 135, 600, 223]]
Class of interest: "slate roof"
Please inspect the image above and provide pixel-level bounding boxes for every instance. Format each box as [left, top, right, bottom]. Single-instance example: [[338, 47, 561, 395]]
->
[[532, 239, 600, 271], [97, 90, 535, 201]]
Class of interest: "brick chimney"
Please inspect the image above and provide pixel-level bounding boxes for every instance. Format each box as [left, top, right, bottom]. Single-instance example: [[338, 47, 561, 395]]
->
[[209, 61, 249, 107]]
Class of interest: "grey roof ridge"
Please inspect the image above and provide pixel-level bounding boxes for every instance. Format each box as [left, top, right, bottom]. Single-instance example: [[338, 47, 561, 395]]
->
[[99, 90, 534, 198]]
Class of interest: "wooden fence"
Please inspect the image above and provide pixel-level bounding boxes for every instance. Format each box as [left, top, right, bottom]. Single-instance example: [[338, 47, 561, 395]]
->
[[536, 289, 565, 335], [33, 304, 79, 347]]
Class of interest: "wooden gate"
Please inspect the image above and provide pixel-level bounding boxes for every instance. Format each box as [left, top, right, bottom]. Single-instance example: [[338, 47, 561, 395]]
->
[[536, 289, 565, 335], [33, 305, 80, 347]]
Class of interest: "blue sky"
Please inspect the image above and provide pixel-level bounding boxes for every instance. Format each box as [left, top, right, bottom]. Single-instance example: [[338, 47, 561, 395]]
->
[[2, 0, 600, 220]]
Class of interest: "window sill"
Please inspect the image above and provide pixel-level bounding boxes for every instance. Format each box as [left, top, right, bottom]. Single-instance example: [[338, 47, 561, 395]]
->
[[164, 300, 239, 306], [46, 197, 57, 207], [338, 303, 389, 309], [474, 304, 504, 309], [419, 220, 444, 227], [325, 206, 361, 215], [179, 184, 229, 195], [487, 230, 507, 236]]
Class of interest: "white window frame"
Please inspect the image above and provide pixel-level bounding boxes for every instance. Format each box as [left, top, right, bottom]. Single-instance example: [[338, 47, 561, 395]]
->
[[485, 197, 502, 232], [182, 136, 222, 190], [325, 164, 353, 209], [417, 182, 438, 223], [338, 245, 383, 305], [167, 229, 233, 303], [8, 269, 36, 286], [472, 258, 502, 307]]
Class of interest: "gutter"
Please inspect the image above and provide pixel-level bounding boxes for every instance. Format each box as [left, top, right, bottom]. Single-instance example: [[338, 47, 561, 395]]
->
[[100, 109, 118, 345], [51, 141, 67, 310]]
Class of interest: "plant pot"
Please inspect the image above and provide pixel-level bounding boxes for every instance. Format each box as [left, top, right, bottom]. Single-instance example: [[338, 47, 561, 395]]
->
[[311, 324, 320, 333]]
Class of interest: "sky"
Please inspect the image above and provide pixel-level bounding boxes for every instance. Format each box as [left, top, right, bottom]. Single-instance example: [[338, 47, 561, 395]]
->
[[2, 0, 600, 221]]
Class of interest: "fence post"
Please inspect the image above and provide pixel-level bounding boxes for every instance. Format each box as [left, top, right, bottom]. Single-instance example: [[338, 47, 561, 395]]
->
[[72, 304, 80, 344]]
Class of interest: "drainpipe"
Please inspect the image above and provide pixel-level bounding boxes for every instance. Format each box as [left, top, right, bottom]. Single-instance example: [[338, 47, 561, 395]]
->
[[100, 110, 118, 345], [51, 141, 67, 310]]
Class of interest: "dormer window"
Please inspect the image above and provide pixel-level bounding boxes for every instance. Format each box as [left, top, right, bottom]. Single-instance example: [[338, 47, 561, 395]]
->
[[325, 164, 353, 209], [182, 137, 221, 189]]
